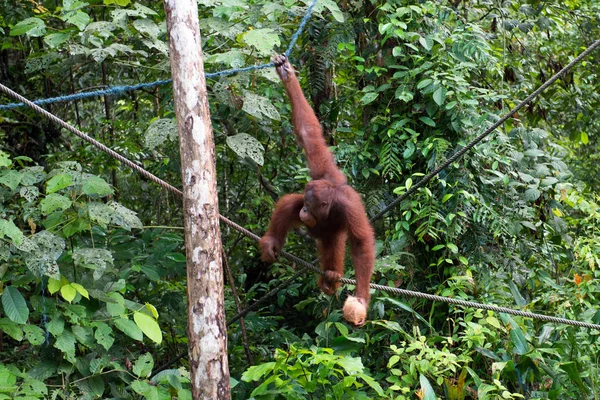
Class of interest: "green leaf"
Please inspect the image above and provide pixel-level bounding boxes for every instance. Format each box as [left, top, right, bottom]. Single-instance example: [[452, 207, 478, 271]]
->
[[93, 321, 114, 351], [0, 219, 24, 245], [106, 293, 127, 317], [47, 316, 65, 336], [403, 142, 415, 159], [360, 92, 378, 105], [10, 18, 46, 37], [47, 277, 65, 294], [22, 325, 45, 345], [316, 0, 344, 22], [64, 10, 91, 30], [358, 373, 384, 396], [82, 176, 113, 197], [44, 33, 71, 48], [433, 86, 447, 106], [131, 380, 157, 398], [87, 202, 113, 227], [46, 173, 73, 194], [133, 18, 160, 38], [509, 326, 529, 355], [0, 170, 22, 190], [226, 133, 265, 166], [419, 374, 437, 399], [523, 188, 541, 202], [540, 177, 558, 187], [337, 356, 363, 374], [40, 193, 72, 215], [140, 265, 160, 281], [0, 151, 11, 167], [73, 248, 113, 280], [580, 131, 589, 145], [241, 362, 276, 382], [72, 325, 94, 346], [419, 116, 436, 127], [0, 366, 17, 391], [21, 378, 47, 397], [242, 28, 280, 56], [419, 36, 433, 51], [242, 91, 281, 121], [60, 284, 77, 303], [104, 0, 131, 5], [394, 87, 414, 102], [417, 78, 433, 90], [134, 311, 162, 344], [133, 353, 154, 378], [54, 329, 76, 362], [109, 202, 143, 230], [2, 287, 29, 324], [0, 318, 23, 341], [114, 317, 144, 341], [70, 283, 89, 299], [560, 362, 589, 394]]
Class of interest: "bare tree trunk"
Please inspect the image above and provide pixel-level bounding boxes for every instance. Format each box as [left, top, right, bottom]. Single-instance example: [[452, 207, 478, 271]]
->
[[163, 1, 230, 398]]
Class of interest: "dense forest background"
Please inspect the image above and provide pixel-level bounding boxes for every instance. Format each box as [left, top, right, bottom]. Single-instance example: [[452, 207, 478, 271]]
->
[[0, 0, 599, 398]]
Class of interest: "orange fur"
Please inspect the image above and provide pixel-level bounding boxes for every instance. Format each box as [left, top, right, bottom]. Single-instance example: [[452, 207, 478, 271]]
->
[[259, 55, 375, 326]]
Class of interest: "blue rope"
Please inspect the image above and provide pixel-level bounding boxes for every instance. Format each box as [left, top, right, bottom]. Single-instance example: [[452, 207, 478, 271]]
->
[[0, 0, 318, 111], [40, 274, 50, 344]]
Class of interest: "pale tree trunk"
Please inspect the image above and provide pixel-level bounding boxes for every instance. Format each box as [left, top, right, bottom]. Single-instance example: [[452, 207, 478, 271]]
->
[[163, 1, 231, 398]]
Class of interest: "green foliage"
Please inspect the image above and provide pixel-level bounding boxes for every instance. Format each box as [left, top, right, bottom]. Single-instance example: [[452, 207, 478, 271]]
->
[[1, 0, 600, 398]]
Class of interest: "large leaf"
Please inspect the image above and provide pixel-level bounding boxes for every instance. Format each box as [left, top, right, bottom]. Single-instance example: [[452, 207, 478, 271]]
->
[[60, 284, 77, 303], [314, 0, 344, 22], [433, 86, 447, 105], [82, 176, 113, 198], [54, 329, 76, 363], [241, 362, 276, 382], [508, 324, 529, 355], [46, 173, 73, 194], [0, 170, 22, 190], [16, 231, 64, 278], [242, 28, 280, 56], [109, 202, 143, 230], [10, 18, 46, 37], [419, 374, 437, 400], [133, 353, 154, 378], [0, 318, 23, 341], [40, 193, 72, 215], [73, 248, 113, 280], [133, 312, 162, 344], [114, 317, 143, 341], [242, 91, 280, 121], [1, 287, 29, 324], [0, 219, 24, 245], [226, 133, 265, 166], [93, 321, 115, 351], [22, 325, 45, 345]]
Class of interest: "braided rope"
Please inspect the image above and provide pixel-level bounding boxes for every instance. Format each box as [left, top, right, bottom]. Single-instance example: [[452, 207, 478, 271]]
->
[[0, 0, 318, 111]]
